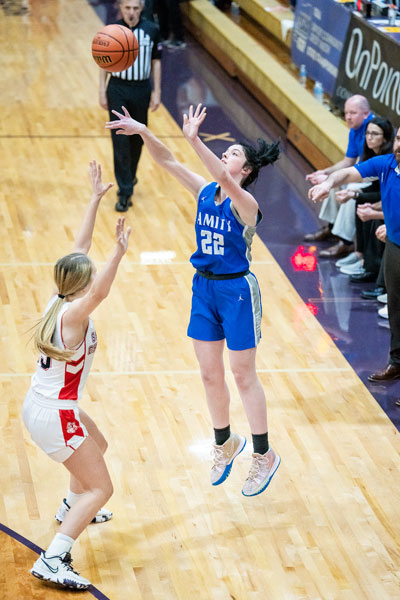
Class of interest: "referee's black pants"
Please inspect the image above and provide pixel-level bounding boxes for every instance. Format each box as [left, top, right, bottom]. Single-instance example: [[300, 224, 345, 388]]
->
[[107, 77, 152, 197], [384, 239, 400, 364]]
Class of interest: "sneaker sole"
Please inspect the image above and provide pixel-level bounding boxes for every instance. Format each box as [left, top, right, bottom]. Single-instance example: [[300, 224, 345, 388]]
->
[[91, 511, 113, 523], [30, 569, 90, 590], [242, 454, 281, 497], [212, 437, 247, 486], [55, 512, 113, 524]]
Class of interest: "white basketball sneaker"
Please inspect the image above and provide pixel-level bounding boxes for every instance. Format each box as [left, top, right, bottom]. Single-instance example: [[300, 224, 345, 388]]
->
[[210, 433, 246, 485], [242, 447, 281, 496], [30, 551, 90, 589], [55, 498, 113, 524]]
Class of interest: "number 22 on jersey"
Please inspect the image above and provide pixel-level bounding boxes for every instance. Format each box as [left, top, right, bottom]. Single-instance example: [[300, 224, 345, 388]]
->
[[201, 230, 224, 255]]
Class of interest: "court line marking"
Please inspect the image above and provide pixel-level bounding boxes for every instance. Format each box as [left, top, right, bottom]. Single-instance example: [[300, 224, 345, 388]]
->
[[0, 367, 352, 378], [0, 134, 183, 140], [0, 260, 275, 267], [0, 522, 110, 600]]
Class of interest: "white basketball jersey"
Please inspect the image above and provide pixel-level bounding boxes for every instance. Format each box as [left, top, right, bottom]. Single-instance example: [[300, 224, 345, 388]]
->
[[31, 297, 97, 402]]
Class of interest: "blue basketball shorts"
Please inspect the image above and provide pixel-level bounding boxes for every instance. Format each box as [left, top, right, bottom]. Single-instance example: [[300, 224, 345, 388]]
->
[[187, 272, 262, 351]]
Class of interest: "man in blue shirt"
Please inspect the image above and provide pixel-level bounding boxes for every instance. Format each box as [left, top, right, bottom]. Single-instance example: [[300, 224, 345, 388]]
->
[[308, 127, 400, 381], [304, 95, 373, 258]]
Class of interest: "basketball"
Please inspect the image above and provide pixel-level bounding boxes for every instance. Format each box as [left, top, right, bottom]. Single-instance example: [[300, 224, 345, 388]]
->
[[92, 24, 139, 72]]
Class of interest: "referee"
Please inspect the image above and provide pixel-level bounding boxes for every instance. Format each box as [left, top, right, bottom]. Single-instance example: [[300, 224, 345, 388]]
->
[[99, 0, 162, 212]]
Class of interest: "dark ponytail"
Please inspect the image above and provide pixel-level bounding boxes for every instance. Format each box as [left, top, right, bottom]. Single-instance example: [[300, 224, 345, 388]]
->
[[240, 138, 281, 188]]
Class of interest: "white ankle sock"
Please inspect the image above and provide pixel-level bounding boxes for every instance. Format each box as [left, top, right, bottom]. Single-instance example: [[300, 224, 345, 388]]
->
[[45, 532, 75, 557], [66, 489, 84, 508]]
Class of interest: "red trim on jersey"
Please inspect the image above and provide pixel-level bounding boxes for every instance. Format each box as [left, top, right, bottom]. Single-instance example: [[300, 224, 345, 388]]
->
[[58, 311, 90, 400], [59, 409, 85, 445], [58, 338, 87, 400]]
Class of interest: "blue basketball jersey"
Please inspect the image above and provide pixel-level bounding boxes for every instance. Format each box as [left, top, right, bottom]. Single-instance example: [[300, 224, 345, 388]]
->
[[190, 182, 262, 274]]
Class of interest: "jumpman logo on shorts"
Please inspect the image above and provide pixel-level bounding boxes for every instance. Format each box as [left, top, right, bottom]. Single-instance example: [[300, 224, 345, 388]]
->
[[238, 294, 244, 301]]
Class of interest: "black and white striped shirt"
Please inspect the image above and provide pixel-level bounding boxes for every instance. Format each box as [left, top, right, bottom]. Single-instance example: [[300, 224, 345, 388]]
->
[[111, 18, 162, 81]]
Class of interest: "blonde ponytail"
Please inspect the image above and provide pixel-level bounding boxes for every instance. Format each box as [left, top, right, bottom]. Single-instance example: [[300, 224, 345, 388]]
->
[[33, 253, 92, 361], [34, 297, 75, 361]]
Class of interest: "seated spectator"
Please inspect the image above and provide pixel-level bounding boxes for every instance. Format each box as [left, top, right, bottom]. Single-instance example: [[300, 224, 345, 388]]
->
[[335, 118, 394, 284], [304, 95, 373, 259]]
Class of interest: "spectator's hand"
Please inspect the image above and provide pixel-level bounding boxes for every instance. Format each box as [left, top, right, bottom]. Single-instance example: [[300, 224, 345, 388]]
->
[[90, 160, 113, 201], [305, 170, 328, 185], [376, 224, 386, 242], [335, 189, 355, 204], [182, 104, 207, 141], [150, 90, 161, 112], [357, 205, 379, 222], [105, 106, 145, 135], [99, 90, 108, 110], [308, 180, 332, 203]]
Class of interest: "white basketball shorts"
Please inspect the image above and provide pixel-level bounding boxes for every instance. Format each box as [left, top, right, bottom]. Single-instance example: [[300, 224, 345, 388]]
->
[[22, 389, 88, 463]]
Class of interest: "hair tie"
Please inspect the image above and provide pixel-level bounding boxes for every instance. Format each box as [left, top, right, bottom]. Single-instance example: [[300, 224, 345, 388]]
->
[[58, 294, 65, 299]]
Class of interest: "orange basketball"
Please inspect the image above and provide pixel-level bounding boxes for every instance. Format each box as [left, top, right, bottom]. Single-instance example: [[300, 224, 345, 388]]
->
[[92, 24, 139, 72]]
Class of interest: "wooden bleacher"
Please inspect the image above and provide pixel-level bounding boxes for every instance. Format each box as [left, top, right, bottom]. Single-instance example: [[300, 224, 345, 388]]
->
[[182, 0, 348, 169], [236, 0, 294, 48]]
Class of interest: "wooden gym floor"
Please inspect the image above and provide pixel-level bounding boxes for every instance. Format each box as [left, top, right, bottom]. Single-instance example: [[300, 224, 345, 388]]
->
[[0, 1, 399, 599]]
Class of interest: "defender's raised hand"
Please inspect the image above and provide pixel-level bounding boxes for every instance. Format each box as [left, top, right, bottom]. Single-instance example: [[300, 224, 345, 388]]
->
[[105, 106, 145, 136]]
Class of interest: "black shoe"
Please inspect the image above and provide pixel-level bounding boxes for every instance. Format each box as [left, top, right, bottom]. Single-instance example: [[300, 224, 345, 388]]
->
[[350, 272, 377, 283], [360, 287, 386, 299], [115, 195, 130, 212]]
